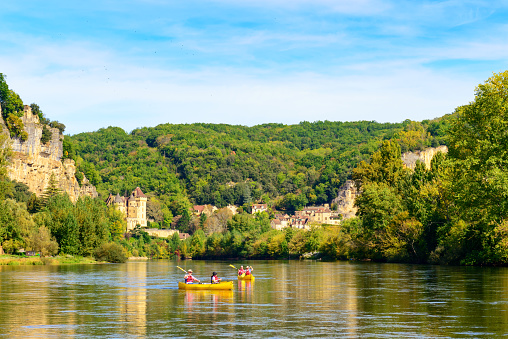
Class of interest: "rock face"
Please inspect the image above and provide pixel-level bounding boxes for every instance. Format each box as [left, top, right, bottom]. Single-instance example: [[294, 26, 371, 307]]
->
[[1, 105, 97, 202], [332, 180, 358, 220], [401, 145, 448, 170]]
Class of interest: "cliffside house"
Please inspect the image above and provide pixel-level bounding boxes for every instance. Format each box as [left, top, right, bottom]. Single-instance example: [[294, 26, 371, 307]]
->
[[106, 187, 147, 231]]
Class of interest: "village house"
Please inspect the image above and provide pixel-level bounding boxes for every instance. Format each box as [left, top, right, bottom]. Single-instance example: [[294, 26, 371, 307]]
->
[[270, 214, 290, 230], [193, 204, 217, 216], [226, 204, 238, 215], [296, 204, 341, 225], [106, 187, 147, 231], [252, 203, 268, 214], [270, 204, 342, 230]]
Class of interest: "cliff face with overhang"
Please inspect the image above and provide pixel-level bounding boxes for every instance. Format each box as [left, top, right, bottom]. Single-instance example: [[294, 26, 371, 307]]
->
[[1, 105, 97, 202]]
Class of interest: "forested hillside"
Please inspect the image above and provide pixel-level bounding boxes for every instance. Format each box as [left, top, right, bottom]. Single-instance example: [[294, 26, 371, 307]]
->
[[68, 118, 450, 223]]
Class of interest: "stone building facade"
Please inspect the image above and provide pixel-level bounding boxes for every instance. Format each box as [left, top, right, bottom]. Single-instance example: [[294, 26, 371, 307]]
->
[[106, 187, 147, 231]]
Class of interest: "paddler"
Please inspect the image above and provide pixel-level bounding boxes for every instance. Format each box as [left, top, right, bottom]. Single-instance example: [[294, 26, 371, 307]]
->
[[184, 269, 200, 284], [211, 272, 221, 284], [245, 266, 253, 275], [238, 266, 245, 276]]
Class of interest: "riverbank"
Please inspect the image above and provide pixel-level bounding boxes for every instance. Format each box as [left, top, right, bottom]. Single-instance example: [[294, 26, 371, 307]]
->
[[0, 255, 97, 266]]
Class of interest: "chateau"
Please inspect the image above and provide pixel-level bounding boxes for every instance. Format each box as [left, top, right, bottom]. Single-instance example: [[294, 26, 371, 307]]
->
[[106, 187, 147, 231]]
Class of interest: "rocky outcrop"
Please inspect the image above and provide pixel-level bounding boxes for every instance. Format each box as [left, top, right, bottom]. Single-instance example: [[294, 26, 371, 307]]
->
[[332, 180, 358, 220], [1, 105, 97, 202], [401, 145, 448, 170]]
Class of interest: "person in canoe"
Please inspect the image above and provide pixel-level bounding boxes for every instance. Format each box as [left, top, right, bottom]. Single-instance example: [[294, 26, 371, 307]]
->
[[238, 266, 245, 277], [184, 269, 200, 284], [211, 272, 221, 284], [245, 266, 253, 276]]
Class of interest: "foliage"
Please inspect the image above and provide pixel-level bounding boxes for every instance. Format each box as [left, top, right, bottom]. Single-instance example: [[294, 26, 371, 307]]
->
[[0, 199, 35, 251], [0, 134, 13, 200], [67, 121, 410, 221], [0, 74, 25, 138], [41, 125, 52, 144], [94, 242, 128, 263], [49, 120, 65, 134], [26, 226, 59, 257], [5, 180, 31, 203], [39, 174, 63, 208]]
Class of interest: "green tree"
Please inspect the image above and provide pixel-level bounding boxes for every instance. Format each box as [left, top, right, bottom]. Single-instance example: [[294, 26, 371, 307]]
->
[[107, 206, 126, 241], [444, 71, 508, 264], [0, 134, 13, 200], [0, 199, 35, 252], [40, 174, 63, 207], [40, 125, 52, 144], [26, 226, 59, 257]]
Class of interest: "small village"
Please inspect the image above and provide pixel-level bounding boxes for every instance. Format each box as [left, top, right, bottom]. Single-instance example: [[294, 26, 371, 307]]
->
[[104, 186, 357, 239]]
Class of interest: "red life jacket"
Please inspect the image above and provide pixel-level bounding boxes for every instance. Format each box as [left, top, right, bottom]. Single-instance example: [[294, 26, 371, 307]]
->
[[185, 274, 194, 283]]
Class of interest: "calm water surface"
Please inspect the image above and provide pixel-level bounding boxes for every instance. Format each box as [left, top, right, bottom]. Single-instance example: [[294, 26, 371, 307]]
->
[[1, 260, 508, 338]]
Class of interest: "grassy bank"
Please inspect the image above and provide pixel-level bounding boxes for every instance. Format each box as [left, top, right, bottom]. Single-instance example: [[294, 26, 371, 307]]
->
[[0, 255, 97, 266]]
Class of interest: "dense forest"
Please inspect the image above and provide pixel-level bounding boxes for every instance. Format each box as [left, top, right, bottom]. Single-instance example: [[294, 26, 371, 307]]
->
[[67, 115, 450, 228], [1, 71, 507, 266]]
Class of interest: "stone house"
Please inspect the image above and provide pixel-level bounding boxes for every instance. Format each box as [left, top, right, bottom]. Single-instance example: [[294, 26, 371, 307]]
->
[[193, 204, 218, 216], [252, 203, 268, 214], [296, 204, 341, 225]]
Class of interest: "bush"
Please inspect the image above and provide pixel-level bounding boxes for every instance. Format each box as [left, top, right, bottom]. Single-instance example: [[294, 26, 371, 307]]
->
[[41, 125, 52, 144], [94, 242, 128, 263]]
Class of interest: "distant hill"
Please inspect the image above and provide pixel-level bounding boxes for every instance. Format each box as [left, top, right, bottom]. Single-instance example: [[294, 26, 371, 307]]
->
[[67, 117, 451, 217]]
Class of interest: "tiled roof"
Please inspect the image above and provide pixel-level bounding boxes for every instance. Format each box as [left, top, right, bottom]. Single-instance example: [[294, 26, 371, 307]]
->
[[134, 187, 147, 198]]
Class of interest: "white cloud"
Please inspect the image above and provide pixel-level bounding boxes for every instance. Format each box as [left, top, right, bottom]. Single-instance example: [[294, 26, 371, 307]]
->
[[1, 0, 504, 135], [5, 57, 479, 135]]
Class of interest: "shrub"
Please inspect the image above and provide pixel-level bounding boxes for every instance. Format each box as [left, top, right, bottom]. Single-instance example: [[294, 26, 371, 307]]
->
[[41, 125, 52, 144], [94, 242, 128, 263]]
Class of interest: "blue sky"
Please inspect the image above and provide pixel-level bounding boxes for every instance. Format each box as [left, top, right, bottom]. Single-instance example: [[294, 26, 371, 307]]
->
[[1, 0, 508, 135]]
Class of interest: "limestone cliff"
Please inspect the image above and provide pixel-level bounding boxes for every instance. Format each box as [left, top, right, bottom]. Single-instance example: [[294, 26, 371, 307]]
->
[[332, 180, 358, 220], [1, 105, 97, 202], [401, 145, 448, 170]]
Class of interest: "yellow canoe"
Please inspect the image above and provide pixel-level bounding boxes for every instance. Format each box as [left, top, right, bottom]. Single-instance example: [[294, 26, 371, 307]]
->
[[178, 281, 234, 290], [238, 274, 255, 281]]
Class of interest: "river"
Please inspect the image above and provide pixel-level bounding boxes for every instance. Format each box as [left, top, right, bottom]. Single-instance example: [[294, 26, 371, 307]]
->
[[0, 260, 507, 338]]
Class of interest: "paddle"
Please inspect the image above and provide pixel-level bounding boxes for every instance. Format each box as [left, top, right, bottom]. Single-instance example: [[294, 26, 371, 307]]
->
[[177, 266, 201, 283], [230, 264, 246, 277]]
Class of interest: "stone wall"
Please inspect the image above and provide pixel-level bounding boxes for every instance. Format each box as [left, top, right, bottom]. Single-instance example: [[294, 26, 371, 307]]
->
[[2, 105, 97, 202], [145, 228, 179, 238]]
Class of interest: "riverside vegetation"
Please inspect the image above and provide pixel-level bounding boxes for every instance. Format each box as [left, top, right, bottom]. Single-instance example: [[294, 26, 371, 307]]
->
[[0, 71, 507, 265]]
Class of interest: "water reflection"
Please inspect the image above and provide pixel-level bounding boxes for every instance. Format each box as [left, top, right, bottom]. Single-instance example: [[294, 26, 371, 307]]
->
[[1, 261, 508, 337]]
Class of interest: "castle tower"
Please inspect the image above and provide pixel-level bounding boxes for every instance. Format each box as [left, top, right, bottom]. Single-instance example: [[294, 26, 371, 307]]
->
[[114, 193, 126, 215], [106, 187, 147, 231]]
